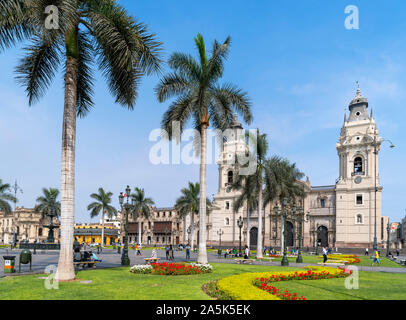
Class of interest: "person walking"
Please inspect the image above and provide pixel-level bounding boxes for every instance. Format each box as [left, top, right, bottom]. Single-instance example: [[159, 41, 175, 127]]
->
[[224, 248, 229, 259], [322, 246, 328, 264], [372, 249, 380, 266], [165, 245, 170, 260], [185, 243, 191, 261], [244, 246, 250, 259], [169, 244, 174, 261], [365, 248, 369, 256]]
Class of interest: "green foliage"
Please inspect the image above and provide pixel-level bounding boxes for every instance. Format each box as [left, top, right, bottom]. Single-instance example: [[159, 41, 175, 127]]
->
[[87, 187, 117, 219], [1, 0, 163, 112], [34, 187, 61, 218], [0, 179, 17, 214]]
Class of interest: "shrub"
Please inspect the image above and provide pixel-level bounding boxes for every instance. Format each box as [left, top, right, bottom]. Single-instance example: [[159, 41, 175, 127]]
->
[[130, 265, 153, 274], [217, 266, 349, 300]]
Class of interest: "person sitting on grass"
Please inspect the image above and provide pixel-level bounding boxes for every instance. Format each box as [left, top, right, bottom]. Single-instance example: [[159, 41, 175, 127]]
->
[[372, 249, 381, 266]]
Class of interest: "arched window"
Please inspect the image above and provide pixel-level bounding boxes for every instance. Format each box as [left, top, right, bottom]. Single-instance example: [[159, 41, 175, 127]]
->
[[227, 171, 233, 184], [356, 214, 363, 224], [354, 157, 363, 175], [225, 218, 230, 226]]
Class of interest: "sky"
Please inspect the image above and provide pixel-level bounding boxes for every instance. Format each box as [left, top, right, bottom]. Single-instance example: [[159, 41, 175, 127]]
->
[[0, 0, 405, 223]]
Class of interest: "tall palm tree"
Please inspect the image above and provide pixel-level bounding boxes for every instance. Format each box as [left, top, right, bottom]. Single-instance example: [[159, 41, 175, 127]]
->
[[34, 187, 61, 218], [230, 173, 258, 249], [156, 34, 252, 263], [87, 188, 117, 248], [264, 156, 305, 253], [131, 187, 154, 246], [0, 179, 17, 215], [244, 130, 268, 259], [0, 0, 162, 280], [174, 182, 200, 250]]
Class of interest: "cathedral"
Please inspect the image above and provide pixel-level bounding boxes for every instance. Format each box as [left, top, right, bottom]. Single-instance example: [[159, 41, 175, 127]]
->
[[211, 87, 389, 250]]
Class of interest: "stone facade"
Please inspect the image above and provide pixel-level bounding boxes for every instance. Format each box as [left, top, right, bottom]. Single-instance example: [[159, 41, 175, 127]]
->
[[211, 88, 389, 250], [119, 207, 212, 247], [0, 207, 59, 245]]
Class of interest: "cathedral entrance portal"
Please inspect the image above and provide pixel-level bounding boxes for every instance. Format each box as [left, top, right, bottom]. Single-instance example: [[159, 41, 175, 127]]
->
[[317, 226, 329, 247], [249, 227, 258, 249]]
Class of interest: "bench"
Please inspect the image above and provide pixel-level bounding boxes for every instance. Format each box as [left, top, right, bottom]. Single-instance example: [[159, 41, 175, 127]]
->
[[235, 259, 255, 265], [73, 261, 101, 270], [144, 258, 160, 264]]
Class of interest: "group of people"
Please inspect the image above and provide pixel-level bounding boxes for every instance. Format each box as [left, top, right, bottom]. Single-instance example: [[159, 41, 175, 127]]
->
[[221, 246, 251, 259]]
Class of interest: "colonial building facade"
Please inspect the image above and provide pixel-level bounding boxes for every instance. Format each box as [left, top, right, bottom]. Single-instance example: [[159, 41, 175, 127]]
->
[[0, 207, 59, 244], [119, 207, 213, 247], [211, 88, 389, 249]]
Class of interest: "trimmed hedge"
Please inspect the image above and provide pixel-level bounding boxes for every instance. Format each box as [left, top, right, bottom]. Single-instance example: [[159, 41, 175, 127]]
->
[[217, 266, 347, 300]]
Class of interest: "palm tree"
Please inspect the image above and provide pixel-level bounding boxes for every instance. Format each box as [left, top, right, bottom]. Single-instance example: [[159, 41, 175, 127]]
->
[[156, 34, 252, 263], [34, 188, 61, 218], [34, 187, 61, 242], [0, 179, 17, 215], [131, 187, 154, 246], [174, 182, 200, 250], [244, 130, 268, 259], [230, 173, 258, 249], [264, 156, 305, 253], [0, 0, 162, 280], [87, 188, 117, 248]]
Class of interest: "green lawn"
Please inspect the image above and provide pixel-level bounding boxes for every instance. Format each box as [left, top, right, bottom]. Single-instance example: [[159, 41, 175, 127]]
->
[[267, 271, 406, 300], [0, 263, 299, 300], [0, 262, 405, 300]]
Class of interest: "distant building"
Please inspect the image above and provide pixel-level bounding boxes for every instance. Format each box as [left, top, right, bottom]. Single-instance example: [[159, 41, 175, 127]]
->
[[74, 223, 118, 246], [0, 207, 59, 244], [119, 207, 212, 247]]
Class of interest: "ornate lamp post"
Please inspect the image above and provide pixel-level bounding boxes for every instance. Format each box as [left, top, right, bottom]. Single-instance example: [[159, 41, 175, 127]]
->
[[217, 228, 224, 249], [119, 185, 131, 266], [296, 204, 305, 263], [237, 216, 243, 256], [386, 221, 391, 257], [274, 198, 289, 266], [372, 135, 395, 251]]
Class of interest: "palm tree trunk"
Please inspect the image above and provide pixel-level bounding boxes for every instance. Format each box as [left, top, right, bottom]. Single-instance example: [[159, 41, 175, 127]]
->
[[246, 206, 250, 249], [191, 212, 195, 251], [256, 174, 263, 259], [197, 124, 208, 264], [101, 209, 105, 248], [183, 215, 187, 243], [56, 51, 78, 281], [138, 211, 142, 246]]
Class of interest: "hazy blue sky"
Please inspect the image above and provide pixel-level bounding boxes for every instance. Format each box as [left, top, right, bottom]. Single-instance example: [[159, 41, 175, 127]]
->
[[1, 0, 405, 223]]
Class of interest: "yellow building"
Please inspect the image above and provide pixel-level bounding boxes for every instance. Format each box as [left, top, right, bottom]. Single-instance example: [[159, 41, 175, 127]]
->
[[74, 224, 118, 246]]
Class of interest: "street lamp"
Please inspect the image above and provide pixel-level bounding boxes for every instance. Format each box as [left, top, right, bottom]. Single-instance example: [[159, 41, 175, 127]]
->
[[373, 133, 395, 251], [296, 203, 305, 263], [119, 186, 131, 266], [217, 228, 224, 249], [386, 221, 391, 257], [237, 216, 243, 256]]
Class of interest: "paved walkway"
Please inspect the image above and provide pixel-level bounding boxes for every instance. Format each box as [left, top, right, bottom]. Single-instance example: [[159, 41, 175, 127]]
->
[[1, 248, 405, 278]]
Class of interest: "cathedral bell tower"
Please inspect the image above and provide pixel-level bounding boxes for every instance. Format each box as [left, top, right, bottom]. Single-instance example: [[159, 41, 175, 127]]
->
[[335, 85, 383, 248]]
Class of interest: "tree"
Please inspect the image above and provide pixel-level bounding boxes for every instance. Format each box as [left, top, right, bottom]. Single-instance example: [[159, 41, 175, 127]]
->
[[0, 0, 162, 280], [156, 34, 252, 263], [34, 187, 61, 218], [0, 179, 17, 215], [231, 173, 258, 249], [264, 156, 305, 253], [174, 182, 202, 251], [87, 188, 117, 248], [131, 187, 154, 246]]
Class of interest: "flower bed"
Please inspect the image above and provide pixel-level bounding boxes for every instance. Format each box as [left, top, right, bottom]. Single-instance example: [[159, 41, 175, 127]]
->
[[322, 254, 361, 265], [253, 268, 350, 300], [217, 266, 350, 300], [130, 263, 213, 275]]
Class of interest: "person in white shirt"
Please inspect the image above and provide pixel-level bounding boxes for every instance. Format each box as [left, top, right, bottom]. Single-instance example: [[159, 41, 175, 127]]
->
[[322, 247, 328, 263], [244, 246, 250, 259]]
